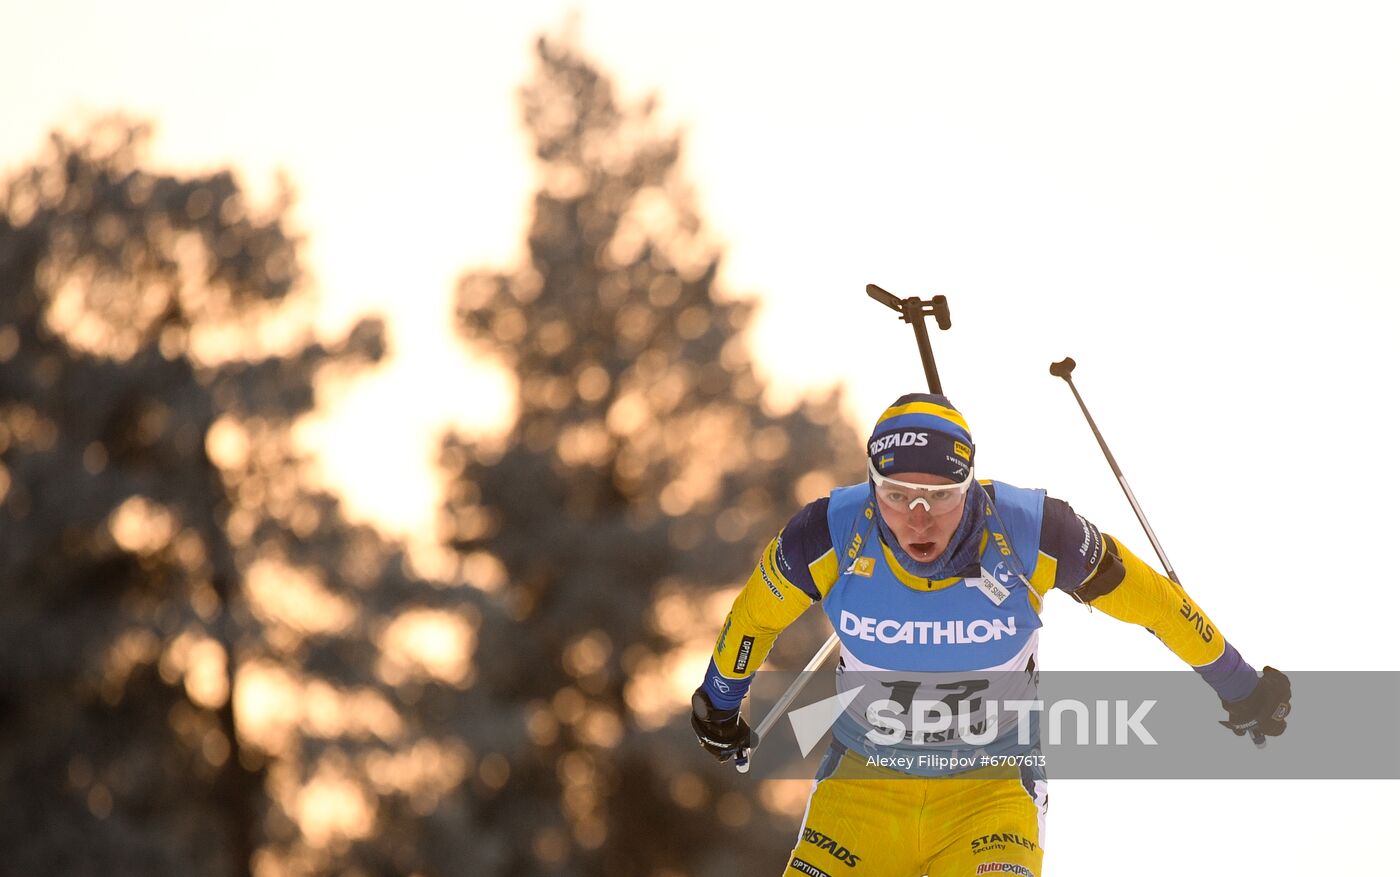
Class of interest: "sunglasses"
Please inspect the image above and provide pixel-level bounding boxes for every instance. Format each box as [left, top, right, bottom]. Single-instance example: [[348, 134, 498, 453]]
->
[[867, 459, 974, 512]]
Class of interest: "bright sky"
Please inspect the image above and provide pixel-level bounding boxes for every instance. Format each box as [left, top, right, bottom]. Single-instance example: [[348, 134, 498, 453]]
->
[[5, 2, 1398, 873]]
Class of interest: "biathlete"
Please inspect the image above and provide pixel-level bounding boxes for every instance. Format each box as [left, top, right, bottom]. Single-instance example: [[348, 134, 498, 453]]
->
[[690, 393, 1291, 877]]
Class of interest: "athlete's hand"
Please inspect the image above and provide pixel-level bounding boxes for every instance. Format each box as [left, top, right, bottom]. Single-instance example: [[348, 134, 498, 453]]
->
[[1220, 666, 1291, 739], [691, 688, 751, 762]]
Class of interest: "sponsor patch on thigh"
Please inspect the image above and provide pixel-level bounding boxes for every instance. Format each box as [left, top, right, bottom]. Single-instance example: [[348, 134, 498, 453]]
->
[[801, 827, 861, 868]]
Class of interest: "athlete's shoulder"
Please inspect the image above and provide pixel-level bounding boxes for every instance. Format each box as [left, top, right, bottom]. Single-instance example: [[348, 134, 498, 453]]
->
[[1038, 493, 1107, 592], [772, 496, 838, 600], [978, 479, 1048, 572], [781, 496, 833, 553]]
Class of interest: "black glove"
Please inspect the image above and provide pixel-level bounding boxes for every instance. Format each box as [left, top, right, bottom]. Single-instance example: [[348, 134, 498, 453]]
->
[[1220, 666, 1291, 738], [691, 688, 751, 762]]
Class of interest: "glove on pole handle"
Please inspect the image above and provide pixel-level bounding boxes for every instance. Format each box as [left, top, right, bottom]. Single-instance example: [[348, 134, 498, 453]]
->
[[1049, 357, 1266, 749], [737, 286, 953, 773]]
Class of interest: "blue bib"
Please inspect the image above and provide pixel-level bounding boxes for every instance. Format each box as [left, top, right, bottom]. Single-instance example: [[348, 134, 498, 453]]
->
[[822, 482, 1046, 673]]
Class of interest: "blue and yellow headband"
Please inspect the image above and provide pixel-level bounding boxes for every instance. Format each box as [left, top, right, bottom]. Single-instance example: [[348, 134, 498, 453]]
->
[[867, 393, 974, 480]]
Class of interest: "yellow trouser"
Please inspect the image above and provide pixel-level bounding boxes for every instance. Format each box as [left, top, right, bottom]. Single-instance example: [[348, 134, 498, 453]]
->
[[783, 746, 1047, 877]]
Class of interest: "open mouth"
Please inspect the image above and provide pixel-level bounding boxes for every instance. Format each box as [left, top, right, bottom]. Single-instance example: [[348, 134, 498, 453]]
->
[[908, 542, 937, 556]]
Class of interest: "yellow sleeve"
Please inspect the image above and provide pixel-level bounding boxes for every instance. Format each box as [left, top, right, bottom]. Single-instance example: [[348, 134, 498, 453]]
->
[[710, 536, 823, 684], [1076, 534, 1227, 668]]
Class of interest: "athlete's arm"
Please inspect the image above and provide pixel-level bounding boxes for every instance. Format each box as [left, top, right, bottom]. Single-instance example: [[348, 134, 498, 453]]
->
[[697, 498, 842, 710], [1039, 497, 1260, 703]]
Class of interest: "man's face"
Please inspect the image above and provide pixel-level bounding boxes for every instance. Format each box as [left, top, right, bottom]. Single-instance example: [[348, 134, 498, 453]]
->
[[874, 471, 967, 564]]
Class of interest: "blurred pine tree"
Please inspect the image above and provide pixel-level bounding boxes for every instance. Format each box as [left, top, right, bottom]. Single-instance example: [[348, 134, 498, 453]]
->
[[442, 36, 861, 876], [0, 120, 495, 877]]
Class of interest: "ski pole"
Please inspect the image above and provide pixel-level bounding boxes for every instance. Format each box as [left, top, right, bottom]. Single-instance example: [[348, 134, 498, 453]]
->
[[1048, 357, 1180, 584], [1048, 357, 1266, 749], [735, 285, 953, 773], [736, 633, 841, 772]]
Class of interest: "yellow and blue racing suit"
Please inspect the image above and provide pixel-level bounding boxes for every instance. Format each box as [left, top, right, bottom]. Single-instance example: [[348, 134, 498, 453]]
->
[[699, 480, 1259, 877]]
